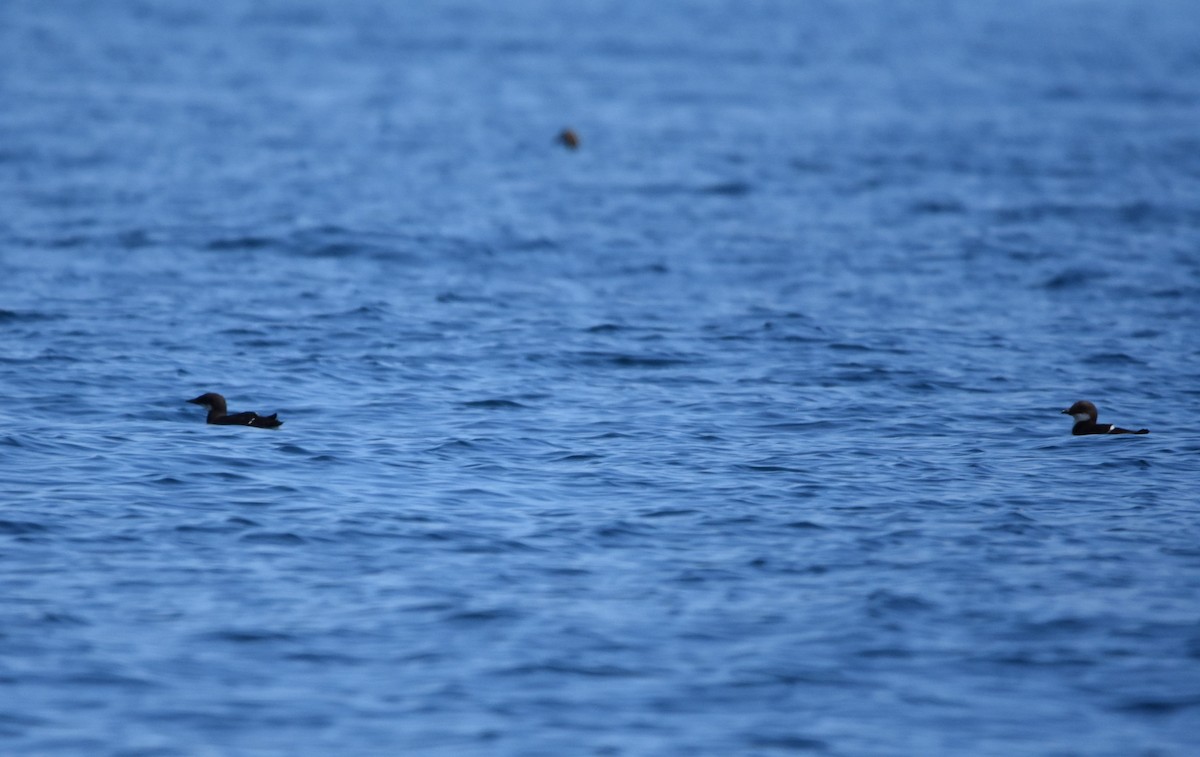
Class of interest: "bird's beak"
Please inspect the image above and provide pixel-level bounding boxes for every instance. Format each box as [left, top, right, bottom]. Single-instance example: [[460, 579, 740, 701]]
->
[[1060, 408, 1070, 415], [187, 396, 205, 405]]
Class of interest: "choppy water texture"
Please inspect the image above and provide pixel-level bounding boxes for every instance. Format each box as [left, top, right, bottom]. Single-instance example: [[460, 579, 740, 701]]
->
[[3, 1, 1200, 754]]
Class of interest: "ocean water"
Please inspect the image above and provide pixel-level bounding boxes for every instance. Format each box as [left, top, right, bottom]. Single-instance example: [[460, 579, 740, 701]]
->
[[2, 0, 1200, 754]]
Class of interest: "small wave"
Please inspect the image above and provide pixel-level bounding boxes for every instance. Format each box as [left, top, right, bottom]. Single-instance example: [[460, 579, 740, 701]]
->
[[497, 662, 647, 678], [633, 180, 752, 197], [0, 519, 49, 535], [747, 734, 829, 751], [586, 323, 624, 333], [456, 538, 537, 554], [573, 351, 693, 368], [305, 243, 360, 258], [239, 532, 306, 545], [205, 236, 277, 251], [594, 522, 653, 539], [909, 198, 965, 215], [833, 366, 892, 383], [446, 608, 520, 624], [1114, 696, 1200, 715], [1149, 288, 1193, 299], [313, 303, 392, 320], [734, 464, 804, 473], [510, 235, 559, 251], [460, 399, 527, 409], [64, 671, 158, 689], [790, 158, 834, 173], [425, 439, 477, 453], [554, 452, 603, 462], [1085, 352, 1146, 366], [760, 421, 838, 431], [856, 647, 913, 659], [866, 590, 937, 614], [1042, 268, 1107, 289], [699, 180, 753, 196], [642, 508, 698, 518], [37, 611, 88, 626], [218, 327, 266, 337], [785, 520, 827, 530], [205, 629, 295, 643], [175, 522, 243, 534], [615, 262, 669, 274], [285, 651, 363, 665], [435, 291, 489, 304], [0, 309, 63, 324], [827, 342, 873, 352], [291, 227, 411, 261]]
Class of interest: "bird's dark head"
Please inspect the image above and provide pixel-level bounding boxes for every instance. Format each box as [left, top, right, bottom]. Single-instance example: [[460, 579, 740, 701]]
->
[[188, 393, 227, 412], [1062, 400, 1098, 422]]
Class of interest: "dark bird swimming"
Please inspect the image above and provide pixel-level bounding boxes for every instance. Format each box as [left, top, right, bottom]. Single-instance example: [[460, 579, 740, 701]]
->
[[188, 392, 283, 429], [557, 128, 580, 149], [1062, 400, 1148, 435]]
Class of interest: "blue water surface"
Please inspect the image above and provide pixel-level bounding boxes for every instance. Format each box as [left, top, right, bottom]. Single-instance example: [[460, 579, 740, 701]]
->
[[2, 1, 1200, 754]]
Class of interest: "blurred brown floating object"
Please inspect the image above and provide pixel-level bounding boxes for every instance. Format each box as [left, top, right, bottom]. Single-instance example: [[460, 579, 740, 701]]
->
[[557, 128, 580, 150]]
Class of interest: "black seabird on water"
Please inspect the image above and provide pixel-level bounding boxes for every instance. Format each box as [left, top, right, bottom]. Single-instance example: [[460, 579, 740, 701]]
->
[[556, 128, 580, 149], [1062, 400, 1147, 436], [188, 393, 282, 429]]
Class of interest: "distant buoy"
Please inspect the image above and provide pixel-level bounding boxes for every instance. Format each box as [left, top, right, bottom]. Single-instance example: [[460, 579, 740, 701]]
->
[[557, 128, 580, 150]]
